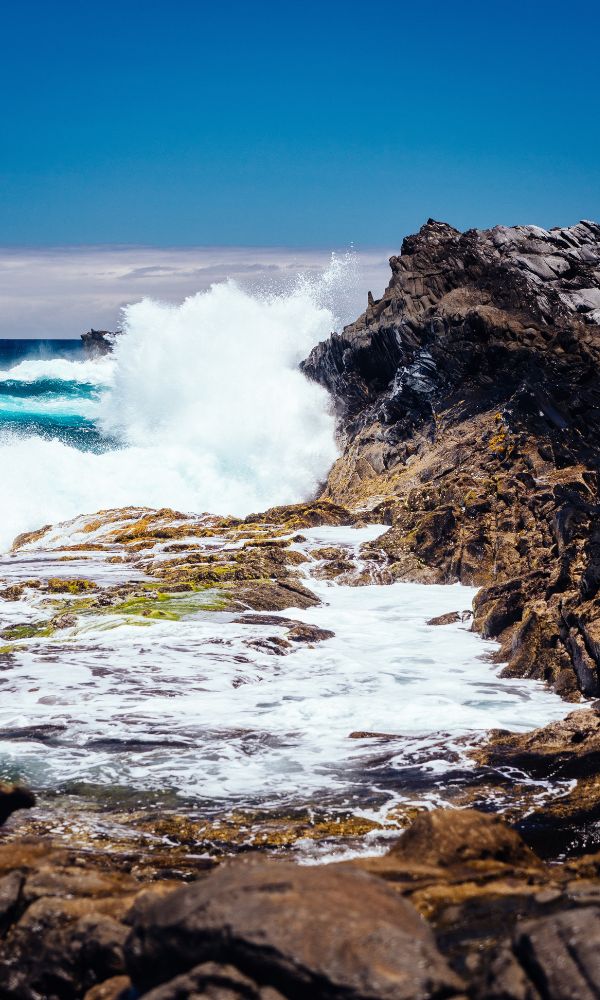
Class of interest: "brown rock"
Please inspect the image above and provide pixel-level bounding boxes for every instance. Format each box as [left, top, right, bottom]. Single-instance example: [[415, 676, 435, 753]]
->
[[286, 623, 335, 642], [0, 871, 23, 932], [302, 219, 600, 698], [513, 907, 600, 999], [229, 579, 320, 612], [474, 711, 600, 855], [125, 858, 464, 999], [387, 809, 542, 871], [83, 976, 131, 1000], [426, 611, 470, 626], [474, 709, 600, 780], [141, 962, 285, 1000]]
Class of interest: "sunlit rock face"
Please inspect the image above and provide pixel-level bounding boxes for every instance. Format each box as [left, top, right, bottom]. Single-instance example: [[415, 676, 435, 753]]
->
[[303, 219, 600, 698]]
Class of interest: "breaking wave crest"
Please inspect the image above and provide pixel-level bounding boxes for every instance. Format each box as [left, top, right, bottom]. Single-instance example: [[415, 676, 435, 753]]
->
[[0, 264, 346, 550]]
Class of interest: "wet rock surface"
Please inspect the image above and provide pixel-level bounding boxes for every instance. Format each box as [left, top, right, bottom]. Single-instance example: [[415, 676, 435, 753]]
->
[[473, 708, 600, 856], [2, 810, 600, 998], [126, 859, 464, 999], [303, 218, 600, 700]]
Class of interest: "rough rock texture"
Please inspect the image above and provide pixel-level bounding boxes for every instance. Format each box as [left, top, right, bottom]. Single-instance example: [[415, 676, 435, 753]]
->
[[474, 707, 600, 855], [125, 859, 465, 999], [80, 330, 119, 357], [303, 219, 600, 698], [4, 810, 600, 997]]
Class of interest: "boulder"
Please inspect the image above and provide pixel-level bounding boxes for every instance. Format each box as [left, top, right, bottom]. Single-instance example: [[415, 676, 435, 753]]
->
[[387, 808, 542, 871], [140, 962, 285, 999], [126, 859, 464, 999], [513, 907, 600, 1000]]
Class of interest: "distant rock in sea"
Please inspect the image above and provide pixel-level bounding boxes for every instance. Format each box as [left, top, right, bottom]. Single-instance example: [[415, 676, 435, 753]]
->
[[80, 328, 120, 356]]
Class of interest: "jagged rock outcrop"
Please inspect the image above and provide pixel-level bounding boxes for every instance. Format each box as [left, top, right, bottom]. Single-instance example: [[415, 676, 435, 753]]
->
[[303, 219, 600, 698], [80, 330, 119, 357]]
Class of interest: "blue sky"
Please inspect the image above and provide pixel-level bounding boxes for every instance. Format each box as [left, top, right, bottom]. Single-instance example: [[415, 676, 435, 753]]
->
[[1, 0, 598, 246]]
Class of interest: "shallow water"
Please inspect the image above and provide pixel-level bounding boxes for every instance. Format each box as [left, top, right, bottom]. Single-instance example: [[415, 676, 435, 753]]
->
[[0, 525, 570, 826]]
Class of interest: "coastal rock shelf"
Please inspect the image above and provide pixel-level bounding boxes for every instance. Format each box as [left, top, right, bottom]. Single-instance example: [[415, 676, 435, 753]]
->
[[0, 501, 569, 860], [4, 807, 600, 999], [3, 218, 600, 999]]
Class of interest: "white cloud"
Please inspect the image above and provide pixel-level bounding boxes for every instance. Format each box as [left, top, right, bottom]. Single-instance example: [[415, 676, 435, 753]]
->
[[0, 245, 393, 339]]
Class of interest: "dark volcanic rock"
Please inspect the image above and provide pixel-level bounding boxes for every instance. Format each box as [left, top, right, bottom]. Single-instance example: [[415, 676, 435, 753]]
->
[[303, 219, 600, 698], [125, 859, 465, 999], [81, 330, 119, 357]]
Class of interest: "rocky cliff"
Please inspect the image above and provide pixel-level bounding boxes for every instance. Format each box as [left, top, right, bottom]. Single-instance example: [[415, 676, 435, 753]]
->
[[303, 219, 600, 699]]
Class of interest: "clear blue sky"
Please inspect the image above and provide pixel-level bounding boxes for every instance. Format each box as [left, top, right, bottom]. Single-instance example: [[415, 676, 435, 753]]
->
[[1, 0, 598, 246]]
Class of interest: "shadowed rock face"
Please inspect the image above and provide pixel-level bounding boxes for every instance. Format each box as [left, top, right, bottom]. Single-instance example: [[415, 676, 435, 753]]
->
[[302, 219, 600, 698], [0, 785, 35, 827]]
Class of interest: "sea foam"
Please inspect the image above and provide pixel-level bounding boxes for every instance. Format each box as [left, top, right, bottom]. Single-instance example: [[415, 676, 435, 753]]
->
[[0, 270, 343, 550]]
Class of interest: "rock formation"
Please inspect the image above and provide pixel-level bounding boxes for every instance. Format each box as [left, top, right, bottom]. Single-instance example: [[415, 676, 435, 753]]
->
[[303, 219, 600, 699], [4, 809, 600, 998], [0, 784, 35, 827], [80, 330, 119, 357]]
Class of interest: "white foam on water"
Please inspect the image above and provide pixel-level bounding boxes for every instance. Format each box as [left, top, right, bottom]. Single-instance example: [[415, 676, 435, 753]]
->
[[0, 357, 114, 385], [0, 271, 343, 551], [0, 527, 570, 812]]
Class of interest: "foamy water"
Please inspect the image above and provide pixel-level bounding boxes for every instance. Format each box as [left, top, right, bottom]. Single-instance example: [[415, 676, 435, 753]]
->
[[0, 261, 575, 845], [0, 526, 569, 817]]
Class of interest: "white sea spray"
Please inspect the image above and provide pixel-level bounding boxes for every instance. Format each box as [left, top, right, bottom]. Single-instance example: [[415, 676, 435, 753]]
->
[[0, 269, 345, 551]]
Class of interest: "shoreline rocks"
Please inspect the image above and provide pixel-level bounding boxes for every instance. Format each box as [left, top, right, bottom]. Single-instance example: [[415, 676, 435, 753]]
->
[[3, 809, 600, 998], [303, 219, 600, 700]]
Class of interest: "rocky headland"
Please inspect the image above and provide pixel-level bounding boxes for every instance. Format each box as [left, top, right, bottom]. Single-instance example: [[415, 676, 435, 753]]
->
[[304, 219, 600, 702], [2, 218, 600, 999]]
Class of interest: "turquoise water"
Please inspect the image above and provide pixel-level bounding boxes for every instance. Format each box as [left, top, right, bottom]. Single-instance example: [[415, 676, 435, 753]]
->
[[0, 340, 113, 451]]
